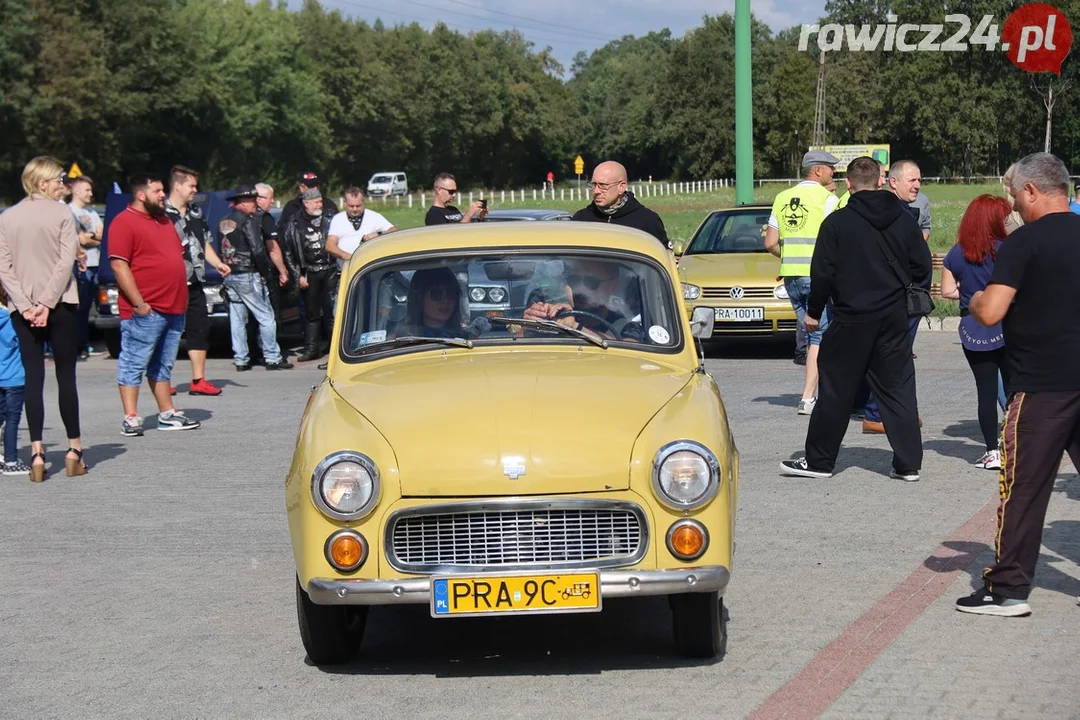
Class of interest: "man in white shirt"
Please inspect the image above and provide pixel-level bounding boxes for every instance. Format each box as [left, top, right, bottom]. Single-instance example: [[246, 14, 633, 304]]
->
[[326, 187, 396, 268], [68, 175, 105, 359]]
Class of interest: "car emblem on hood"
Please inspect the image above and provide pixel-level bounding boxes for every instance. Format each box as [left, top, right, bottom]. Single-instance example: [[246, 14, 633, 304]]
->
[[729, 286, 745, 299], [502, 457, 526, 480]]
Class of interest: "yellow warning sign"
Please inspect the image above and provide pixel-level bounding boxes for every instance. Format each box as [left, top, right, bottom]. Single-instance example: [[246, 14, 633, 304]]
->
[[574, 155, 584, 175], [68, 163, 83, 178]]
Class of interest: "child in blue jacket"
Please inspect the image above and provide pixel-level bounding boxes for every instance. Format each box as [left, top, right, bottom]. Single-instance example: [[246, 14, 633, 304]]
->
[[0, 287, 28, 475]]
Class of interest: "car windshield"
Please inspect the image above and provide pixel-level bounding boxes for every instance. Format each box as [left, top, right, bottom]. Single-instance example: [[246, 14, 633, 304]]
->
[[341, 251, 682, 359], [684, 211, 771, 255], [370, 175, 393, 184]]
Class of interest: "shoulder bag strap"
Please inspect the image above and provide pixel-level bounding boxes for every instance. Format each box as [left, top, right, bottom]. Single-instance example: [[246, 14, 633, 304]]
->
[[871, 227, 912, 288]]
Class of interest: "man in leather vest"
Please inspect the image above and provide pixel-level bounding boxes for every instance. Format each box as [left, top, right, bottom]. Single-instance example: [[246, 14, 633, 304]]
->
[[283, 188, 338, 363], [219, 185, 292, 371]]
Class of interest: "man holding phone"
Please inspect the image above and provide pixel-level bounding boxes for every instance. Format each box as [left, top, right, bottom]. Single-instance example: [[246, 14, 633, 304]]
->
[[425, 172, 487, 225]]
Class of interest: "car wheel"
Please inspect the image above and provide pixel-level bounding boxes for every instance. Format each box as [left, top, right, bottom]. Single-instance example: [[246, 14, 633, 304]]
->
[[670, 591, 725, 659], [295, 577, 368, 665], [104, 329, 122, 359]]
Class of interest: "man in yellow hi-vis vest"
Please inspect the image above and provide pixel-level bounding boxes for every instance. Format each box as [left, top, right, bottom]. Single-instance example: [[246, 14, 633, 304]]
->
[[765, 150, 840, 415]]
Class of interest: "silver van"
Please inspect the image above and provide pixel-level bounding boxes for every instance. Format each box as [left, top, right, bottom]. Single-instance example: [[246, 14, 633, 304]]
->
[[367, 172, 408, 197]]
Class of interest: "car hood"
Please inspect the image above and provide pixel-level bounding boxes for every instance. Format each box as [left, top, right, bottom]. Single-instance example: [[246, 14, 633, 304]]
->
[[680, 252, 780, 282], [332, 351, 692, 496]]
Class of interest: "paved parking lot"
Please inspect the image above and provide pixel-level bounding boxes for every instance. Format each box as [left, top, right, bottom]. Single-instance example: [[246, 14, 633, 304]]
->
[[0, 332, 1076, 718]]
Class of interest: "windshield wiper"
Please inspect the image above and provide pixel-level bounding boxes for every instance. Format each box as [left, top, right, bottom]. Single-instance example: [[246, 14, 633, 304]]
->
[[489, 316, 608, 349], [356, 335, 473, 353]]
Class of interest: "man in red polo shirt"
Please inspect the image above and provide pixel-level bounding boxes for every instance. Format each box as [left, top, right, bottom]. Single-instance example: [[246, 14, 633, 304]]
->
[[108, 173, 200, 436]]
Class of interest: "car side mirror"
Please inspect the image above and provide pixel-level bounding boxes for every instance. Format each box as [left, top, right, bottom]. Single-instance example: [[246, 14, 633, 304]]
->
[[690, 307, 714, 339], [672, 240, 687, 257]]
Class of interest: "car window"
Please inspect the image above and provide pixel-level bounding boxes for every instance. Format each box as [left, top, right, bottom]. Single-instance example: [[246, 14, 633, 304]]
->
[[370, 175, 393, 184], [395, 174, 405, 182], [341, 251, 682, 359], [684, 212, 771, 255]]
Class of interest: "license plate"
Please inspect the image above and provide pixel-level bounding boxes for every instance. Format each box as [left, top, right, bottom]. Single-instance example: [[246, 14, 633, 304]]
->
[[715, 306, 764, 322], [431, 572, 601, 617]]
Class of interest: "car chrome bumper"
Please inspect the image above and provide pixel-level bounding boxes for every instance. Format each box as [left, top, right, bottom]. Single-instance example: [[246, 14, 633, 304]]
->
[[305, 566, 730, 605]]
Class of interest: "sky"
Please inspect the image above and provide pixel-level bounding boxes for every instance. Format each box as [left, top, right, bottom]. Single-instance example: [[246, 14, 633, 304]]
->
[[297, 0, 828, 72]]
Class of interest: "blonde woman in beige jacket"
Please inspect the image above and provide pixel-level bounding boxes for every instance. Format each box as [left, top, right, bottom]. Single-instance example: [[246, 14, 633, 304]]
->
[[0, 156, 87, 481]]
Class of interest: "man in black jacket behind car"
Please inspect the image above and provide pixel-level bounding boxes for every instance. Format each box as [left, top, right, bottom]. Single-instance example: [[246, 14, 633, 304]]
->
[[781, 156, 932, 482], [283, 188, 338, 362], [573, 161, 670, 248]]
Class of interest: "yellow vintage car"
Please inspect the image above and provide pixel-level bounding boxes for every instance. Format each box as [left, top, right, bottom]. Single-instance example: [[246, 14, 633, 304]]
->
[[286, 223, 739, 664], [678, 205, 798, 338]]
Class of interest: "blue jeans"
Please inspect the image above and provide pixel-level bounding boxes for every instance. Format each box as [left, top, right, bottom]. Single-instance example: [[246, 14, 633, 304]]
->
[[864, 315, 922, 422], [997, 371, 1007, 411], [0, 385, 25, 462], [76, 267, 98, 351], [784, 276, 830, 345], [224, 273, 282, 366], [117, 311, 186, 387]]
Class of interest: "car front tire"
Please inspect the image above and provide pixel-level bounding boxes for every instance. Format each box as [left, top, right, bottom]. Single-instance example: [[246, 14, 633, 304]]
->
[[670, 591, 725, 659], [296, 577, 368, 665]]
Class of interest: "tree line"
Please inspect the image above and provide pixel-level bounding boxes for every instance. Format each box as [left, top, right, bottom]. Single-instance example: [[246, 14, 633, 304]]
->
[[2, 0, 1077, 203]]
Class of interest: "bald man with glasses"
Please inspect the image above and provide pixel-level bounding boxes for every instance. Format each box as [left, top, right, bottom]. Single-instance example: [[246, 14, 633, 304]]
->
[[425, 172, 486, 225], [572, 161, 669, 248]]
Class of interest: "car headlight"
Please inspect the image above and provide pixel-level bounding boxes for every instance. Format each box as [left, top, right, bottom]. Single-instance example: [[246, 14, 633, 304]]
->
[[487, 287, 507, 304], [311, 452, 380, 520], [774, 284, 789, 299], [682, 283, 701, 300], [469, 287, 487, 303], [651, 441, 720, 511]]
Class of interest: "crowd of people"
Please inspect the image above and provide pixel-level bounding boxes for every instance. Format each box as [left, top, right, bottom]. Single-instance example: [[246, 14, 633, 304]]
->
[[774, 149, 1080, 619]]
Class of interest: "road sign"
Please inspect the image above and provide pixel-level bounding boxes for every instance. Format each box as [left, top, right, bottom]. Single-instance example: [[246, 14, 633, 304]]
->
[[574, 155, 584, 175], [68, 163, 83, 178], [808, 145, 890, 172]]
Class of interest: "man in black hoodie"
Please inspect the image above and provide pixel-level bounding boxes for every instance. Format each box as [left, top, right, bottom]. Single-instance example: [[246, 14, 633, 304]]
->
[[573, 161, 670, 247], [780, 156, 932, 482]]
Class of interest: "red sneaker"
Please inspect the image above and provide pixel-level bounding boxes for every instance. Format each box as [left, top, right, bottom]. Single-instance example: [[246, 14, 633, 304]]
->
[[169, 385, 177, 396], [189, 378, 222, 396]]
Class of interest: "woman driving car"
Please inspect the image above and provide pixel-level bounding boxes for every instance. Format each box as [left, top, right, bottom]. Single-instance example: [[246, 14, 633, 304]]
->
[[394, 267, 466, 339]]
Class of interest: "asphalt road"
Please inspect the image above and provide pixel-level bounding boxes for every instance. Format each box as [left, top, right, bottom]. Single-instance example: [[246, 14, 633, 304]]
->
[[0, 332, 1076, 718]]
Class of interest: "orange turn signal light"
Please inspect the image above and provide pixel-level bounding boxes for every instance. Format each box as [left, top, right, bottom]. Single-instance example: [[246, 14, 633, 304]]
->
[[667, 521, 708, 561], [326, 531, 366, 571]]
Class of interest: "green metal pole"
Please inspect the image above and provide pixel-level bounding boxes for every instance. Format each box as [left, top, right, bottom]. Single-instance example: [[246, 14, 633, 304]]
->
[[735, 0, 753, 206]]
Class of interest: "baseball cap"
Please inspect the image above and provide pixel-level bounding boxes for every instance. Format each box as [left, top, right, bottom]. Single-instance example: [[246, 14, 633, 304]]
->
[[801, 150, 840, 168], [299, 171, 321, 187]]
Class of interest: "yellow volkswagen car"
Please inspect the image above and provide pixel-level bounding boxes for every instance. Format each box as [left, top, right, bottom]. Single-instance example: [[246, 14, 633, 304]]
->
[[678, 205, 797, 338], [287, 223, 739, 664]]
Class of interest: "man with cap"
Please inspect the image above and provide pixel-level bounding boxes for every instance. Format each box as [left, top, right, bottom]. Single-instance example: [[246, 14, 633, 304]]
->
[[218, 184, 292, 371], [282, 188, 338, 363], [764, 149, 841, 415], [277, 171, 339, 239]]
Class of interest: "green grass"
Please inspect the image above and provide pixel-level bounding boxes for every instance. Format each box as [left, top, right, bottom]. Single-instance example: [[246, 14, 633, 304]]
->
[[368, 182, 1001, 253]]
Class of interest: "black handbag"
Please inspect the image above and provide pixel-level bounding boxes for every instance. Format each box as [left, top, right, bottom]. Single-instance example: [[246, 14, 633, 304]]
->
[[872, 229, 935, 317]]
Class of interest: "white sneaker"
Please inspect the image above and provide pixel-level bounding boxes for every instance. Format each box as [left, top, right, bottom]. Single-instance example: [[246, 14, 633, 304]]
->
[[976, 450, 1002, 470], [797, 397, 817, 415]]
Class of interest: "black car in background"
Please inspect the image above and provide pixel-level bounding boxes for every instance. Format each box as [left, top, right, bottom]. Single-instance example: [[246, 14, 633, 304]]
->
[[94, 191, 299, 357]]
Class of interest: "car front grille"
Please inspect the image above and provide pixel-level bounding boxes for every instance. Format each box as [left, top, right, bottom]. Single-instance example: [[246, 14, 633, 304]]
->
[[385, 499, 648, 573], [702, 286, 775, 299]]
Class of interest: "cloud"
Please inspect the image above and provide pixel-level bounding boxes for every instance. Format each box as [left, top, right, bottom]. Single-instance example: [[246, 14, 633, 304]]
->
[[308, 0, 827, 68]]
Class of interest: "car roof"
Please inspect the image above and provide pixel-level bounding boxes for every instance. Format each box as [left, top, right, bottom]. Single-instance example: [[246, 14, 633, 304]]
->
[[345, 223, 671, 272], [709, 204, 772, 213], [483, 208, 572, 221]]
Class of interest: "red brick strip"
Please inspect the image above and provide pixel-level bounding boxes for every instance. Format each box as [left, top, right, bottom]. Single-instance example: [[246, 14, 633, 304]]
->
[[749, 499, 998, 720]]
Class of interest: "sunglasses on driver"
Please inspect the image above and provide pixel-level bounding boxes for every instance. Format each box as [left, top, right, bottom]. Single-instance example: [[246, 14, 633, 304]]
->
[[426, 286, 457, 301]]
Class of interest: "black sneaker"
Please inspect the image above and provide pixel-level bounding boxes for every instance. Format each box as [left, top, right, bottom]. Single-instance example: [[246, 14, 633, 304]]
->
[[890, 469, 921, 483], [793, 353, 807, 366], [77, 349, 90, 362], [236, 363, 252, 372], [956, 588, 1031, 617], [265, 361, 294, 370], [779, 458, 833, 478]]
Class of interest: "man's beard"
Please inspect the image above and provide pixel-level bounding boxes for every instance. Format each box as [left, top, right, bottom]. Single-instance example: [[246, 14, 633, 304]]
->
[[145, 198, 167, 218]]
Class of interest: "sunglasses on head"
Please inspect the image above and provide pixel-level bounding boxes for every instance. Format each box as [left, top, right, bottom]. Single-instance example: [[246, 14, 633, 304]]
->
[[426, 286, 456, 301], [567, 273, 617, 290]]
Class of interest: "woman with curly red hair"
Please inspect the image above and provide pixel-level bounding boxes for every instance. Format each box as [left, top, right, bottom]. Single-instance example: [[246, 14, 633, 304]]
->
[[941, 193, 1012, 470]]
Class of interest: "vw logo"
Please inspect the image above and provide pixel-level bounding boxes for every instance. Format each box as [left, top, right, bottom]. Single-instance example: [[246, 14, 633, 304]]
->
[[729, 286, 745, 299]]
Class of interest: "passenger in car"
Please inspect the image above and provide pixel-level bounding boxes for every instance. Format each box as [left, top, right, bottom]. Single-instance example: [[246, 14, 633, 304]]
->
[[395, 268, 467, 339]]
